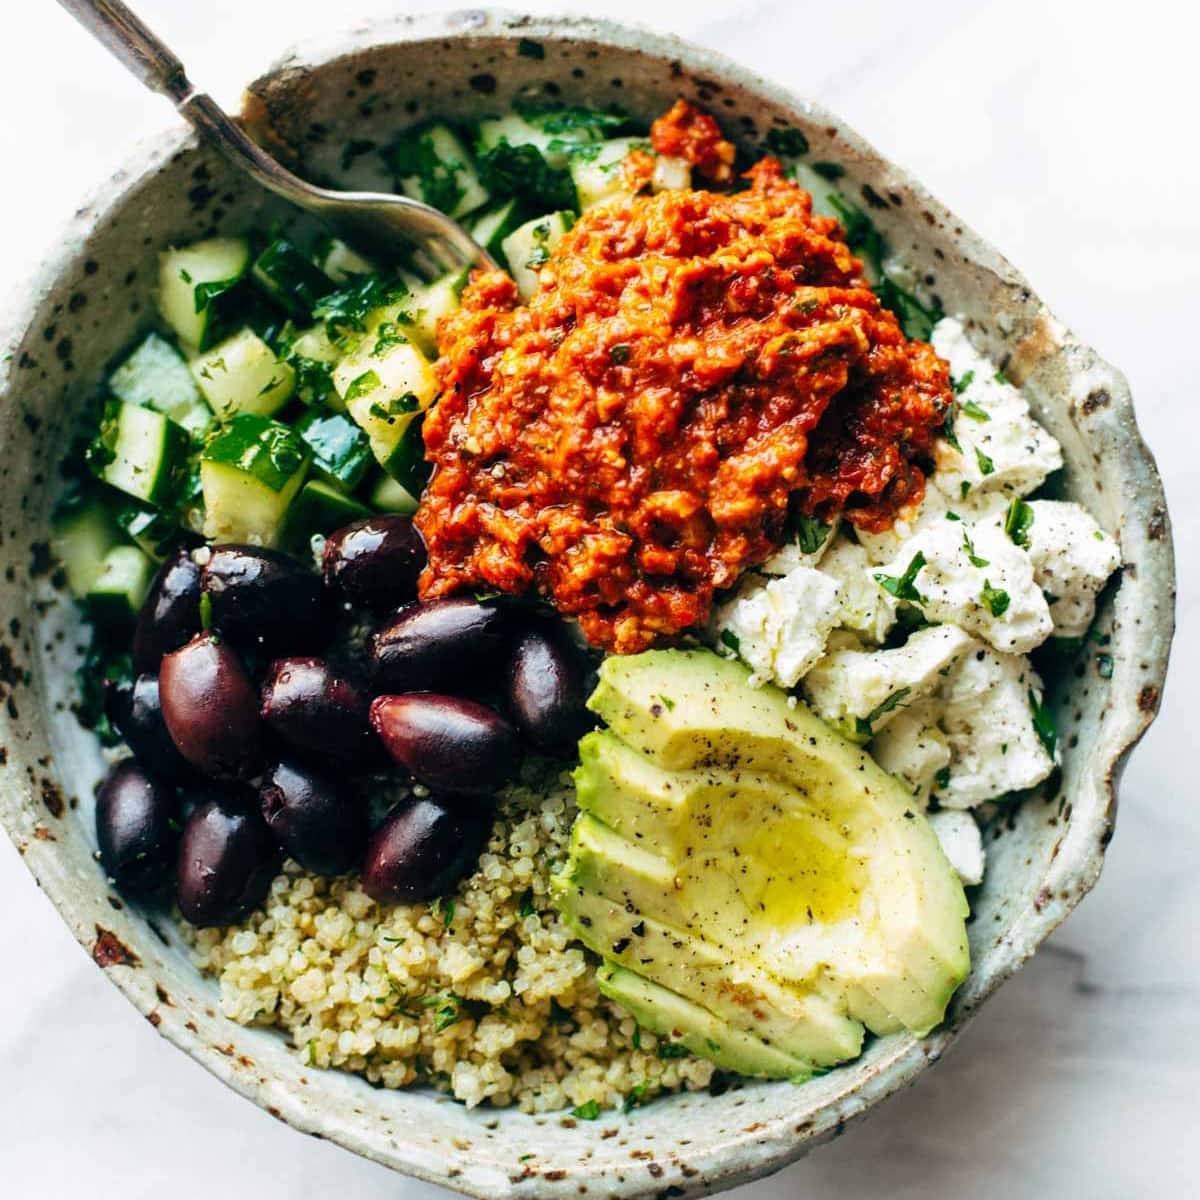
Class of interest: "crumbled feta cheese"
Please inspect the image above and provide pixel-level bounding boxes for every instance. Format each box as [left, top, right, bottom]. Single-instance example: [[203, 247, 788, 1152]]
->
[[935, 641, 1056, 808], [801, 625, 973, 737], [929, 317, 1062, 502], [869, 699, 951, 802], [1020, 500, 1121, 638], [815, 535, 897, 643], [712, 566, 842, 687], [926, 810, 986, 886], [872, 516, 1052, 655], [760, 516, 839, 575], [855, 483, 1009, 566]]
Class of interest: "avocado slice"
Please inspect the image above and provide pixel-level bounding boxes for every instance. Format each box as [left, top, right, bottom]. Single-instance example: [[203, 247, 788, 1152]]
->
[[553, 648, 970, 1078]]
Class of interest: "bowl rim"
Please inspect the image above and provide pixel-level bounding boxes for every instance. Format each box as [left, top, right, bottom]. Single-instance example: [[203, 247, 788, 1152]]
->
[[0, 8, 1176, 1197]]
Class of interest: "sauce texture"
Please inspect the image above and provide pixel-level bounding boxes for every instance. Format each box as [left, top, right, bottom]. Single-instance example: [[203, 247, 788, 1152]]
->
[[417, 105, 951, 653]]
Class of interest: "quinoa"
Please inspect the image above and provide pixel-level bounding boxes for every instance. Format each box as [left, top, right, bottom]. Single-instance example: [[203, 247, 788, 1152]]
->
[[185, 763, 715, 1112]]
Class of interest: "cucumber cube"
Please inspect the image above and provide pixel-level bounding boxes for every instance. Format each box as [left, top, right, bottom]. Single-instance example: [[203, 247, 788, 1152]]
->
[[251, 238, 333, 318], [296, 409, 373, 491], [109, 332, 210, 436], [87, 544, 156, 629], [200, 414, 311, 547], [501, 212, 574, 300], [285, 323, 343, 410], [370, 472, 420, 515], [190, 327, 296, 420], [89, 399, 190, 506], [399, 270, 468, 358], [52, 500, 120, 598], [469, 198, 526, 259], [570, 137, 649, 210], [314, 237, 376, 283], [158, 237, 252, 351], [285, 480, 372, 550], [386, 123, 490, 220], [114, 501, 180, 561]]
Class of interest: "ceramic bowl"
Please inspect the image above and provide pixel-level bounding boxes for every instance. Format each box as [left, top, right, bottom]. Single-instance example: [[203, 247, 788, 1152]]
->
[[0, 10, 1174, 1197]]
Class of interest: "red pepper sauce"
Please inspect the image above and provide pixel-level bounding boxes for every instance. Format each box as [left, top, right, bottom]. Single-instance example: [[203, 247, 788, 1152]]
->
[[416, 104, 951, 654]]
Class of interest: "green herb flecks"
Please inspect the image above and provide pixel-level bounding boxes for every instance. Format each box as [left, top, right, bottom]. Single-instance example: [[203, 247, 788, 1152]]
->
[[609, 343, 631, 364], [1004, 498, 1035, 548], [974, 446, 995, 476], [1029, 690, 1057, 758], [719, 629, 741, 655], [657, 1041, 689, 1060], [951, 370, 975, 396], [313, 273, 408, 335], [571, 1100, 601, 1120], [345, 370, 381, 403], [198, 592, 213, 631], [961, 399, 990, 422], [980, 580, 1010, 617], [962, 529, 989, 568], [1096, 653, 1114, 679], [855, 687, 912, 738], [792, 514, 831, 556], [382, 128, 466, 215], [476, 141, 577, 212], [874, 551, 926, 604]]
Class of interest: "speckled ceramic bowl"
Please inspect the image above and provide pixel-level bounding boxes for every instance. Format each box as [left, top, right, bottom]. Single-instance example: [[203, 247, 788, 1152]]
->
[[0, 9, 1174, 1197]]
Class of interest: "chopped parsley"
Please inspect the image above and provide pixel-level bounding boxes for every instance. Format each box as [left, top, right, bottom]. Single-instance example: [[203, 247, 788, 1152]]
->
[[372, 322, 408, 356], [313, 273, 408, 334], [1004, 497, 1035, 548], [609, 343, 631, 364], [951, 370, 975, 395], [940, 403, 961, 451], [960, 399, 990, 421], [1029, 690, 1057, 757], [655, 694, 676, 711], [198, 592, 214, 631], [874, 551, 926, 604], [382, 127, 467, 214], [657, 1041, 689, 1060], [720, 629, 741, 655], [962, 529, 989, 568], [475, 140, 577, 212], [518, 890, 535, 918], [623, 1082, 648, 1112], [344, 370, 381, 402], [792, 514, 831, 556], [980, 580, 1010, 617], [934, 765, 952, 790], [855, 687, 912, 737], [974, 446, 995, 476], [571, 1100, 601, 1120]]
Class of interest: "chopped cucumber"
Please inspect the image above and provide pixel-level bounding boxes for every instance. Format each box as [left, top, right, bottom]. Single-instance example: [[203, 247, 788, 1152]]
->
[[52, 499, 120, 598], [788, 162, 843, 221], [115, 501, 180, 561], [386, 123, 490, 220], [285, 480, 372, 549], [400, 270, 468, 357], [570, 137, 650, 210], [501, 212, 574, 300], [251, 238, 332, 318], [108, 332, 210, 436], [477, 113, 566, 166], [370, 472, 420, 515], [200, 415, 311, 547], [469, 198, 527, 259], [190, 327, 296, 420], [296, 409, 373, 491], [86, 544, 155, 629], [314, 236, 375, 283], [284, 323, 343, 410], [158, 237, 251, 351], [89, 399, 190, 506]]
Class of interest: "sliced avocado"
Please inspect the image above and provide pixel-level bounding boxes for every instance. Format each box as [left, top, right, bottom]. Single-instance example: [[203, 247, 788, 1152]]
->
[[554, 648, 970, 1077], [596, 964, 813, 1080]]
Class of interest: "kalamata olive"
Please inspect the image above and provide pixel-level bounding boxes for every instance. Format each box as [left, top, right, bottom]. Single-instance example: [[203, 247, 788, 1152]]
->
[[260, 657, 374, 763], [106, 673, 192, 782], [201, 545, 324, 651], [505, 623, 594, 752], [131, 548, 201, 673], [362, 795, 490, 904], [177, 789, 281, 927], [370, 693, 519, 796], [95, 759, 181, 893], [159, 633, 262, 778], [259, 759, 367, 876], [322, 515, 425, 612], [371, 598, 510, 692]]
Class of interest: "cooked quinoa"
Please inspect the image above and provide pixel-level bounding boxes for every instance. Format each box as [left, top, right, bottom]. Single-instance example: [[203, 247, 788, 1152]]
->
[[186, 763, 715, 1112]]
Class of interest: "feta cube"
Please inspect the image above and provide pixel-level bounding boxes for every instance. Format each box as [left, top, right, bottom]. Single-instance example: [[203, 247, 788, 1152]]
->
[[855, 483, 1008, 566], [802, 624, 974, 738], [815, 535, 897, 643], [1021, 500, 1121, 639], [926, 810, 986, 886], [935, 641, 1056, 808], [869, 699, 951, 802], [712, 565, 842, 687], [929, 317, 1062, 502], [871, 516, 1052, 655]]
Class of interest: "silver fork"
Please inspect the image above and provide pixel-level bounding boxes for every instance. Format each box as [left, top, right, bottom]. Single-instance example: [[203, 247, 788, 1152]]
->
[[57, 0, 499, 275]]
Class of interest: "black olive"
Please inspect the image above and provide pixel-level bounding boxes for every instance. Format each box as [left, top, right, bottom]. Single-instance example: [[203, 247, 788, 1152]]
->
[[131, 548, 201, 674], [361, 795, 490, 904], [106, 673, 192, 782], [371, 598, 510, 692], [322, 515, 425, 613], [201, 544, 324, 652], [95, 759, 181, 893], [505, 622, 594, 752], [259, 759, 367, 876], [176, 789, 281, 927], [259, 657, 374, 763], [370, 693, 519, 796], [159, 633, 261, 779]]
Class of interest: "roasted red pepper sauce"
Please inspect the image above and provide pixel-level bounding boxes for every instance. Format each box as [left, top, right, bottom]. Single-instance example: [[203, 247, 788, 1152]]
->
[[416, 104, 951, 653]]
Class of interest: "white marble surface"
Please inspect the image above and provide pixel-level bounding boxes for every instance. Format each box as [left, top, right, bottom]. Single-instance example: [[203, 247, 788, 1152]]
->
[[0, 1, 1195, 1195]]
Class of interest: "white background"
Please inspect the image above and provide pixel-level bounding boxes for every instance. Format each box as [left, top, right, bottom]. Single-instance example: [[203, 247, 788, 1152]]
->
[[1, 2, 1196, 1196]]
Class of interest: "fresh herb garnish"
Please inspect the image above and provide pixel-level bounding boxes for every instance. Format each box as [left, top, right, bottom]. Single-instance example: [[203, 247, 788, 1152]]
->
[[345, 370, 381, 402], [934, 765, 952, 790], [961, 399, 990, 421], [719, 629, 741, 655], [974, 446, 995, 476], [571, 1100, 601, 1120], [313, 273, 408, 334], [793, 514, 831, 556], [874, 551, 926, 604], [1029, 690, 1057, 757], [623, 1082, 648, 1112], [518, 890, 535, 918], [198, 592, 213, 631], [962, 529, 989, 568], [609, 343, 631, 364], [657, 1041, 689, 1060], [382, 127, 466, 214], [952, 370, 975, 395], [980, 580, 1010, 617], [1004, 498, 1035, 548], [475, 141, 577, 212], [855, 687, 912, 737]]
